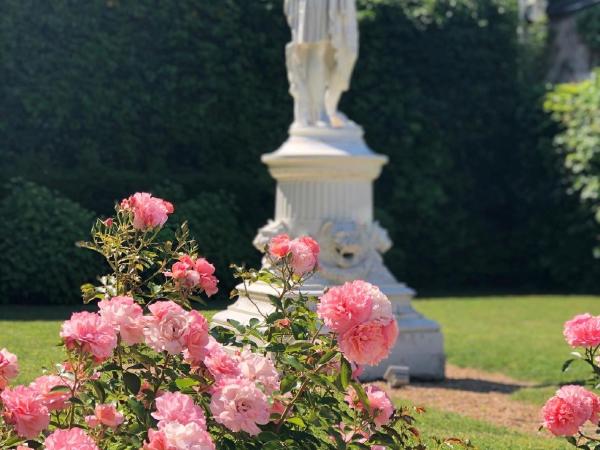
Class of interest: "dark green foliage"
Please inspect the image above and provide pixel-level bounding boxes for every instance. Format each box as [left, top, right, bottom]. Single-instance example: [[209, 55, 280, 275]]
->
[[577, 6, 600, 52], [0, 180, 104, 304], [0, 0, 598, 302]]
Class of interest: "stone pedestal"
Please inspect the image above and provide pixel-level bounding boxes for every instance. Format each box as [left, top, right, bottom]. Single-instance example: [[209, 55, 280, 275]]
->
[[212, 124, 445, 380]]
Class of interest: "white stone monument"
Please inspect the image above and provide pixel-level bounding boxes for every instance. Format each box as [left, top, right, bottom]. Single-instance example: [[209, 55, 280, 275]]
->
[[212, 0, 445, 380]]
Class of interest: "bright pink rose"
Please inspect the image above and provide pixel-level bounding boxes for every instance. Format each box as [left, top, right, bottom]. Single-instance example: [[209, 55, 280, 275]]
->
[[0, 348, 19, 390], [542, 385, 600, 436], [288, 238, 318, 275], [317, 281, 376, 333], [92, 403, 125, 428], [564, 313, 600, 348], [345, 385, 394, 427], [238, 348, 280, 395], [144, 301, 189, 354], [339, 318, 399, 366], [98, 296, 145, 345], [29, 375, 71, 411], [268, 234, 291, 258], [210, 377, 270, 435], [60, 312, 118, 361], [0, 385, 50, 438], [204, 338, 241, 380], [144, 422, 215, 450], [152, 392, 206, 428], [182, 311, 210, 365], [44, 428, 99, 450], [121, 192, 174, 230]]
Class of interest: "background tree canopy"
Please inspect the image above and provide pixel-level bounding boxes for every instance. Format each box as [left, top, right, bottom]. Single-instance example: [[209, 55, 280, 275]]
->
[[0, 0, 598, 304]]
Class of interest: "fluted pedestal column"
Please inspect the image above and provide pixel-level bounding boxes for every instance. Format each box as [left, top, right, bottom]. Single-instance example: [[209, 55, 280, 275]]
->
[[212, 124, 445, 380]]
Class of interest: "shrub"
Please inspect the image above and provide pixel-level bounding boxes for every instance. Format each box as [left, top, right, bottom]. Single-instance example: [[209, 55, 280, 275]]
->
[[0, 179, 103, 304]]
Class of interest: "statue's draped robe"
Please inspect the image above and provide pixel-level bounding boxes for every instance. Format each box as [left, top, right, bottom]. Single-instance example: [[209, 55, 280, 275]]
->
[[284, 0, 329, 43]]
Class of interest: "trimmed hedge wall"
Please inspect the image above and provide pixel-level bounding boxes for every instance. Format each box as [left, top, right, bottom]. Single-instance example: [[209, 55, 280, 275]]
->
[[0, 0, 598, 303]]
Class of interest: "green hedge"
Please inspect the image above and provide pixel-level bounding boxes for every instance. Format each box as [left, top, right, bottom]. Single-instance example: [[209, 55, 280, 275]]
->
[[0, 0, 598, 301]]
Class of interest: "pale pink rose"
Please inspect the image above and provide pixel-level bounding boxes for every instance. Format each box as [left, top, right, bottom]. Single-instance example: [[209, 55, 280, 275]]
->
[[182, 311, 210, 365], [144, 301, 189, 354], [144, 422, 215, 450], [121, 192, 174, 230], [16, 445, 32, 450], [29, 375, 71, 411], [92, 403, 124, 428], [0, 385, 50, 438], [345, 385, 394, 427], [60, 312, 118, 361], [44, 428, 99, 450], [98, 296, 145, 345], [268, 234, 291, 258], [238, 348, 280, 395], [204, 338, 241, 380], [317, 281, 375, 334], [85, 414, 100, 428], [542, 385, 600, 436], [0, 348, 19, 390], [564, 313, 600, 347], [339, 318, 399, 366], [288, 238, 318, 275], [152, 392, 206, 428], [210, 377, 270, 435]]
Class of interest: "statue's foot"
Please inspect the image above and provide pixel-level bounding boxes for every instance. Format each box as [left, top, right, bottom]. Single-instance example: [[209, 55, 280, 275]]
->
[[329, 114, 346, 128]]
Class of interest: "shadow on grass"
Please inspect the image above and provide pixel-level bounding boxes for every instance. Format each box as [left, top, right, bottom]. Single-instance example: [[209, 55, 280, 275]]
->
[[410, 377, 558, 394]]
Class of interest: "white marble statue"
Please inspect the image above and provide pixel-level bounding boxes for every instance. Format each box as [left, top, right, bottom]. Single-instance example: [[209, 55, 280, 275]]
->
[[284, 0, 358, 128]]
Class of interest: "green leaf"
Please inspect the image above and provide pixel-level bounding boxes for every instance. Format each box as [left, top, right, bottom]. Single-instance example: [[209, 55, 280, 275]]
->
[[175, 378, 199, 390], [339, 358, 351, 389], [127, 398, 147, 421], [49, 385, 71, 392], [279, 374, 297, 394], [123, 372, 141, 395], [287, 416, 306, 428], [350, 381, 370, 411], [562, 358, 575, 372], [318, 349, 337, 365]]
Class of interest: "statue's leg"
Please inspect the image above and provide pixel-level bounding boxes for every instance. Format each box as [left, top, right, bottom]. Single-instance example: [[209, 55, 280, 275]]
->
[[306, 42, 328, 126], [286, 43, 310, 126], [325, 47, 357, 126]]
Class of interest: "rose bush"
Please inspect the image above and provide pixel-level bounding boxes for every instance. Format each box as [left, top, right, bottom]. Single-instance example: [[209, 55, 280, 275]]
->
[[0, 192, 460, 449]]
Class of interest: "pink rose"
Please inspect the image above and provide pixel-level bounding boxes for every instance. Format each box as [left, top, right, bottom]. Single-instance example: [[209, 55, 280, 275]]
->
[[16, 446, 32, 450], [195, 258, 219, 297], [268, 234, 291, 258], [44, 428, 99, 450], [91, 403, 124, 428], [317, 281, 376, 334], [210, 377, 270, 435], [238, 347, 280, 395], [144, 422, 215, 450], [204, 338, 241, 380], [564, 313, 600, 348], [339, 318, 399, 366], [165, 256, 219, 297], [98, 296, 145, 345], [0, 385, 50, 438], [152, 392, 206, 428], [183, 311, 210, 365], [542, 385, 600, 436], [288, 238, 318, 275], [144, 301, 189, 354], [121, 192, 174, 230], [345, 385, 394, 427], [29, 375, 71, 411], [0, 348, 19, 390], [60, 312, 118, 361]]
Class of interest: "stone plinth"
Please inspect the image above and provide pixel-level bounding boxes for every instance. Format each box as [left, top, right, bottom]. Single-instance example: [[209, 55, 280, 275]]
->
[[211, 124, 445, 381]]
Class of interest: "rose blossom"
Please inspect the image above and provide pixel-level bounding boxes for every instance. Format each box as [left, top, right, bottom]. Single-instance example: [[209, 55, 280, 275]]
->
[[0, 348, 19, 390], [98, 296, 145, 345], [144, 422, 215, 450], [29, 375, 71, 411], [542, 385, 600, 436], [203, 337, 240, 380], [165, 255, 219, 297], [268, 234, 291, 258], [195, 257, 219, 297], [339, 318, 399, 366], [87, 403, 124, 428], [210, 377, 270, 435], [152, 392, 206, 428], [288, 237, 319, 275], [60, 311, 118, 361], [563, 313, 600, 348], [0, 385, 50, 438], [44, 428, 99, 450], [345, 385, 394, 427], [144, 301, 189, 354], [238, 347, 280, 395], [183, 311, 210, 365], [120, 192, 174, 230], [317, 281, 376, 334]]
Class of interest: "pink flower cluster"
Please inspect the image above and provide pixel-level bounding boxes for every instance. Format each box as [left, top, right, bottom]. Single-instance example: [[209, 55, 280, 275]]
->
[[165, 255, 219, 297], [268, 234, 320, 276], [203, 339, 278, 435], [564, 313, 600, 348], [99, 295, 145, 345], [542, 385, 600, 436], [144, 391, 214, 450], [317, 280, 398, 366], [345, 385, 394, 427], [44, 428, 99, 450], [120, 192, 174, 230], [0, 348, 19, 390], [85, 403, 124, 428]]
